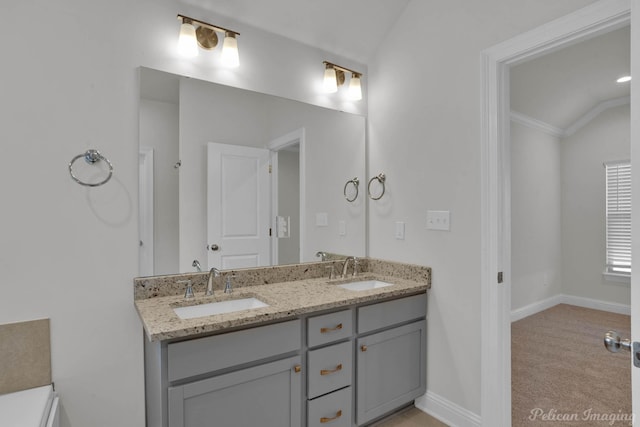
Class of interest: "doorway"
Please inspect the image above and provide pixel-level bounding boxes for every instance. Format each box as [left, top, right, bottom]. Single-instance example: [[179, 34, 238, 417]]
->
[[269, 128, 306, 266], [480, 1, 632, 425]]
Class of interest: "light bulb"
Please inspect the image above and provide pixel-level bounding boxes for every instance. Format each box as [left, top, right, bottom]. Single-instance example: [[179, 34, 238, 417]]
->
[[323, 66, 338, 93], [221, 32, 240, 68], [178, 21, 198, 58], [347, 74, 362, 101]]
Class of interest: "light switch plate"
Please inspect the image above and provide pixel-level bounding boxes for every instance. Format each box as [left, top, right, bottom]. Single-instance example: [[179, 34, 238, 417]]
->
[[395, 221, 405, 240], [276, 216, 290, 238], [427, 210, 450, 231]]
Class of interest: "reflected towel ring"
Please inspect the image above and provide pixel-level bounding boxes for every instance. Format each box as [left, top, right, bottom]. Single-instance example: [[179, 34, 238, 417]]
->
[[68, 149, 113, 187], [367, 173, 386, 200], [344, 177, 360, 202]]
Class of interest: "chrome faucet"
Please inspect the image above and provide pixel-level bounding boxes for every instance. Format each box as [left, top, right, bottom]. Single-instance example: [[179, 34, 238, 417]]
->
[[192, 260, 202, 272], [206, 267, 221, 296], [341, 256, 358, 279]]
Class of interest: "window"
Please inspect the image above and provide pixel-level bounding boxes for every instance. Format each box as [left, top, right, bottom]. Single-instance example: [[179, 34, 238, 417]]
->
[[605, 160, 631, 279]]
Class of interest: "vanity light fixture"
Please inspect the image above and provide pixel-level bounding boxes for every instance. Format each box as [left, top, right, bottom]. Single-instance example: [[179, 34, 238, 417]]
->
[[617, 75, 632, 83], [177, 14, 240, 67], [323, 61, 363, 101]]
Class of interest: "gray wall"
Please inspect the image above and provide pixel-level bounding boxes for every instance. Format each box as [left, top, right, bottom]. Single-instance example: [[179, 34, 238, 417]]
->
[[562, 105, 631, 304], [368, 0, 599, 415], [511, 122, 563, 310]]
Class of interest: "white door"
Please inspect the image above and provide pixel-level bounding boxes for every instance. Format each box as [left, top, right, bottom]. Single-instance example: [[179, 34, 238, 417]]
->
[[207, 142, 271, 269]]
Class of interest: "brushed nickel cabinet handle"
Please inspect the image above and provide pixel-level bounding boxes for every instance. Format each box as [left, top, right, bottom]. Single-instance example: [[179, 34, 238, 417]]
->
[[361, 345, 367, 352], [320, 410, 342, 423], [320, 364, 343, 376], [320, 323, 343, 334]]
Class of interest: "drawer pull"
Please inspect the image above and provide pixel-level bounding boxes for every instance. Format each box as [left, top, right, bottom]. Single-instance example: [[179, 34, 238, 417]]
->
[[294, 365, 302, 373], [320, 409, 342, 423], [320, 364, 343, 376], [320, 323, 343, 334], [361, 345, 367, 352]]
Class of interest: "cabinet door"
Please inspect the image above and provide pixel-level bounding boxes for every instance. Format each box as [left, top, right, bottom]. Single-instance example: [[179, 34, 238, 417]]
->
[[168, 356, 302, 427], [356, 320, 426, 425]]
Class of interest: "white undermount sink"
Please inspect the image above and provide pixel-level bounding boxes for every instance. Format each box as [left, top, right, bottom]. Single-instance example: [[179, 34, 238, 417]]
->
[[174, 297, 268, 320], [337, 280, 394, 291]]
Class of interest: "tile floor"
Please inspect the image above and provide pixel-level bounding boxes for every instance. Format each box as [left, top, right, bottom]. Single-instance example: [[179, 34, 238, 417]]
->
[[370, 406, 448, 427]]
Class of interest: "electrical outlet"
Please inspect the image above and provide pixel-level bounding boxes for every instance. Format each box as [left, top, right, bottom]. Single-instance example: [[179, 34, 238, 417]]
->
[[316, 212, 328, 227], [339, 220, 347, 236], [427, 210, 450, 231]]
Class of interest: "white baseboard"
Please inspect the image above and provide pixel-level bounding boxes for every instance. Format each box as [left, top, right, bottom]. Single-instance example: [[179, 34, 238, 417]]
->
[[415, 391, 481, 427], [562, 294, 630, 315], [511, 295, 563, 322], [511, 294, 630, 322]]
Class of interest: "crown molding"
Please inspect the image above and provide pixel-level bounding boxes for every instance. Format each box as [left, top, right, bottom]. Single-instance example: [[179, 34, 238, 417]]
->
[[564, 95, 629, 136], [511, 95, 630, 139], [510, 110, 564, 137]]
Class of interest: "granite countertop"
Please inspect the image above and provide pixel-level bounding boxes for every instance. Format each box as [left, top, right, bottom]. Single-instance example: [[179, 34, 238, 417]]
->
[[135, 274, 429, 342]]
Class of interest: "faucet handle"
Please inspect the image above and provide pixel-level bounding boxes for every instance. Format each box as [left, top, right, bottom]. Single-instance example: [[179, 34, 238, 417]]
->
[[224, 275, 236, 294], [179, 280, 194, 300], [325, 265, 336, 280], [352, 257, 359, 277]]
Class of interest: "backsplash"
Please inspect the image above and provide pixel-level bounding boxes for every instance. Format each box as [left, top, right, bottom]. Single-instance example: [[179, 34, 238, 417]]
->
[[0, 318, 51, 394], [134, 258, 431, 300]]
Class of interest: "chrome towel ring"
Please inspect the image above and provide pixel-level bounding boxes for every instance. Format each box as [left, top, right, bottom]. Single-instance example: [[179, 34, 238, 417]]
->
[[368, 173, 386, 200], [68, 149, 113, 187], [344, 177, 360, 202]]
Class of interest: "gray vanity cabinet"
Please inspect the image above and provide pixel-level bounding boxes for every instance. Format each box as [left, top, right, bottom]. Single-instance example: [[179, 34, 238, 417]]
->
[[355, 294, 427, 425], [145, 319, 302, 427], [167, 356, 302, 427], [144, 293, 427, 427]]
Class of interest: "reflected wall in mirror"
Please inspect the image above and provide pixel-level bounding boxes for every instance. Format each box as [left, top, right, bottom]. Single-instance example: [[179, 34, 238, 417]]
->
[[139, 67, 366, 276]]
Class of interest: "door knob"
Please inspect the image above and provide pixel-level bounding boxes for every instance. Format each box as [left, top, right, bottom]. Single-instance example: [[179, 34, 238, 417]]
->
[[604, 330, 631, 353], [604, 330, 640, 368], [208, 244, 220, 251]]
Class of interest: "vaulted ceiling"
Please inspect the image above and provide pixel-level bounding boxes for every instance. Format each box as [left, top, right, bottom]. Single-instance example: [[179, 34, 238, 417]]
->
[[510, 25, 630, 135], [180, 0, 411, 63]]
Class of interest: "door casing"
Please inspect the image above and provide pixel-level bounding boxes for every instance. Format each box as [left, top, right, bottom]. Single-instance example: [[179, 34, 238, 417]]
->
[[480, 1, 631, 425]]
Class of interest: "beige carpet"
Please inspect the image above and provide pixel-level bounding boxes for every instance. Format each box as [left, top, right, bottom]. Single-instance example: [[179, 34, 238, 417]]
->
[[512, 304, 631, 426]]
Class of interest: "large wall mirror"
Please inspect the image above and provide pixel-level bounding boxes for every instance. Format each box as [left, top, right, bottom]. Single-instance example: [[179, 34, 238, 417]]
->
[[138, 67, 366, 276]]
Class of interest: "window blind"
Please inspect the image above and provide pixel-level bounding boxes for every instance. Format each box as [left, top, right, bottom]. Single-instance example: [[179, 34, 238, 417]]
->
[[605, 160, 631, 276]]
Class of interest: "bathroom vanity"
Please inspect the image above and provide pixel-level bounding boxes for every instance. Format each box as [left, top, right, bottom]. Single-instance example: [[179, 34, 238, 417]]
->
[[135, 259, 430, 427]]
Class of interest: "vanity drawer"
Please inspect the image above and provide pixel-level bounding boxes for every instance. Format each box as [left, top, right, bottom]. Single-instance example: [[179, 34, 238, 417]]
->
[[307, 309, 353, 348], [167, 319, 301, 382], [308, 386, 352, 427], [358, 293, 427, 334], [307, 341, 352, 399]]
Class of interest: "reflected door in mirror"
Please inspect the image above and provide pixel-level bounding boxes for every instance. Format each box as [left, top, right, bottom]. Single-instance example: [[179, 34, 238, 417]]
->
[[207, 142, 271, 269]]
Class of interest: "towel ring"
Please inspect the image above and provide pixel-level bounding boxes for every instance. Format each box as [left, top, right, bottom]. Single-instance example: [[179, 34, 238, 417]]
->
[[68, 149, 113, 187], [344, 177, 360, 202], [367, 173, 386, 200]]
